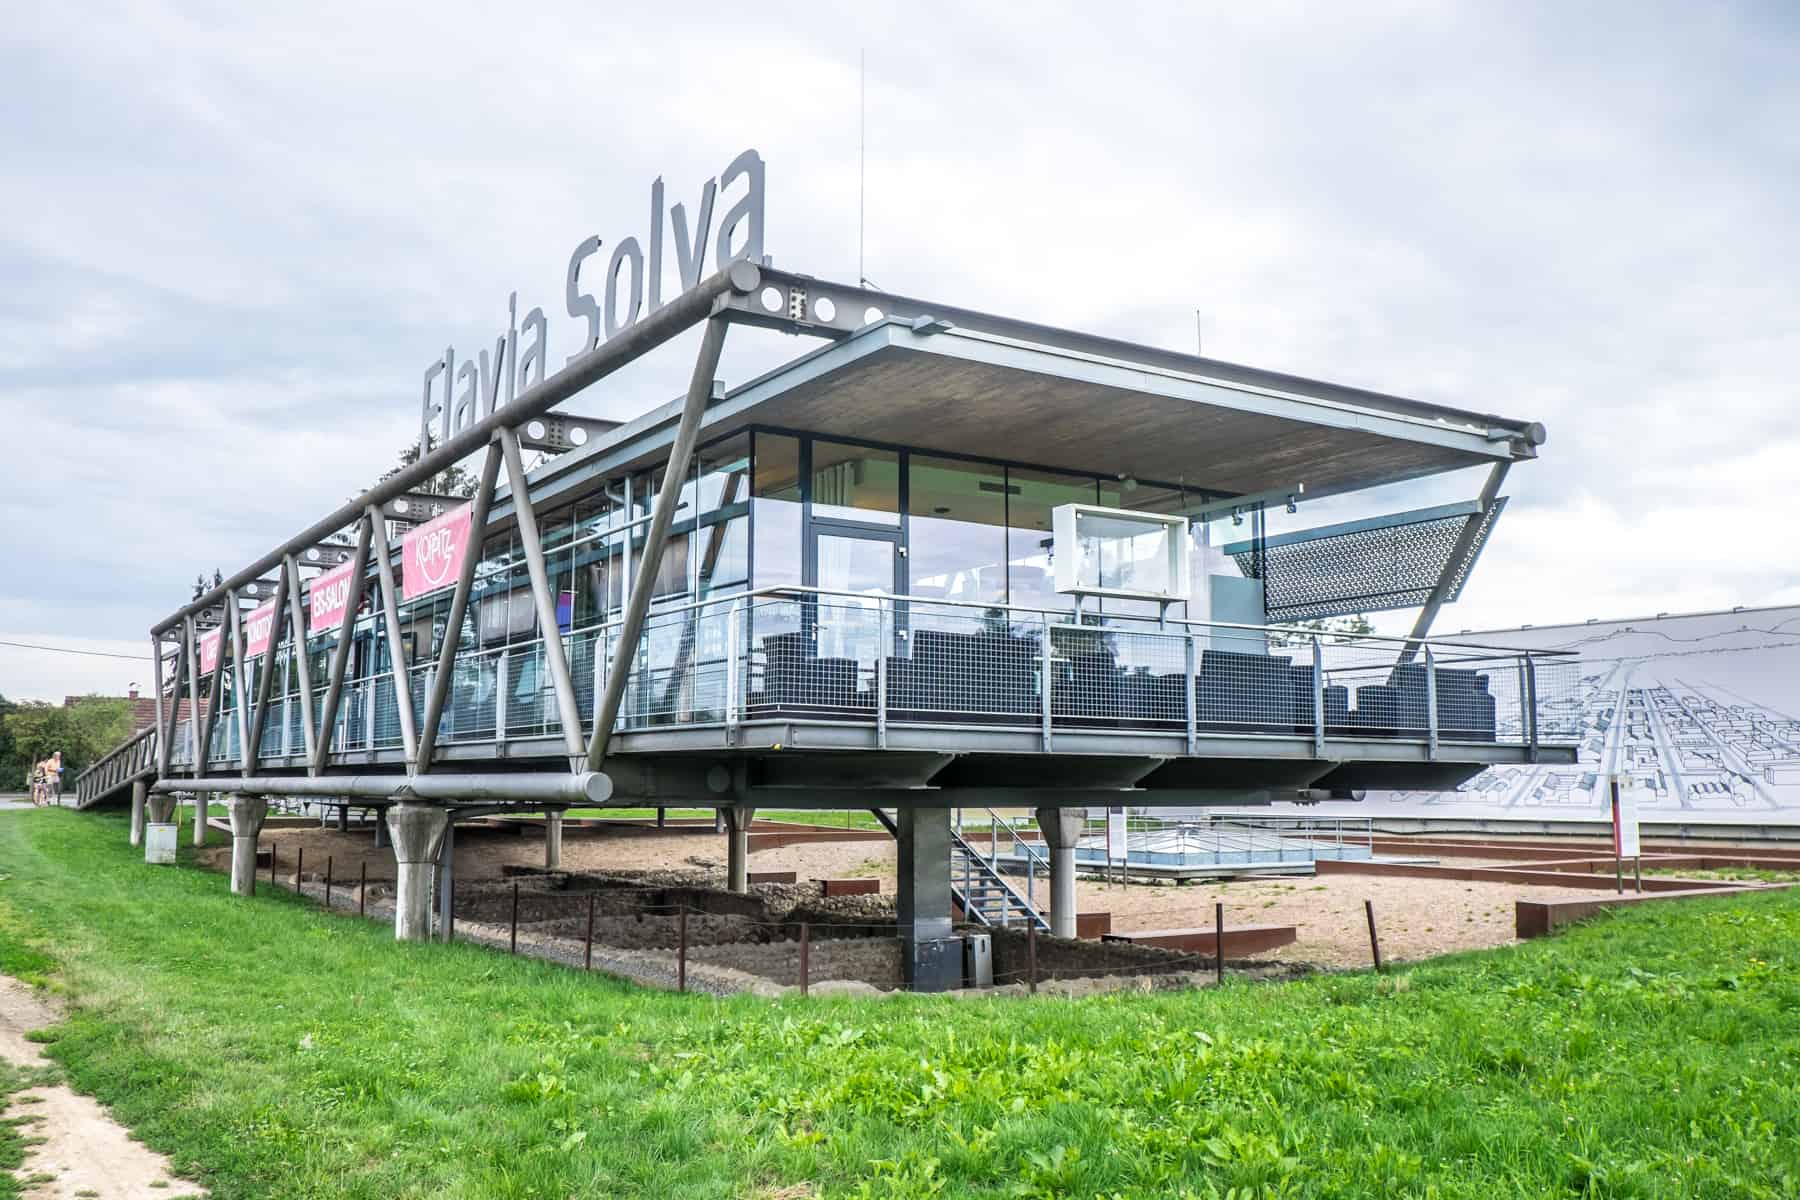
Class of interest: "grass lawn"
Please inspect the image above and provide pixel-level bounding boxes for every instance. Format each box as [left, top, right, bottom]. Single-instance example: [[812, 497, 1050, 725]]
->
[[0, 810, 1797, 1198]]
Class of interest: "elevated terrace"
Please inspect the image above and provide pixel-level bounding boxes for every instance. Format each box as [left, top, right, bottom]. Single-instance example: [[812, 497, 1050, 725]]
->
[[86, 261, 1574, 988]]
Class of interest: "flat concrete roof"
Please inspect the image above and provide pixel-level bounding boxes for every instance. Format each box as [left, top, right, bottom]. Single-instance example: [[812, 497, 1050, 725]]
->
[[513, 316, 1541, 518]]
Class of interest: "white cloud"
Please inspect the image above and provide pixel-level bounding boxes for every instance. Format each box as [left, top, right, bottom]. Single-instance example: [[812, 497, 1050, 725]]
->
[[2, 0, 1796, 684]]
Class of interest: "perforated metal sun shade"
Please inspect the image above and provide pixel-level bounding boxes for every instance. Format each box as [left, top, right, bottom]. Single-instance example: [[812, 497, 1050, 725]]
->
[[1226, 498, 1508, 622]]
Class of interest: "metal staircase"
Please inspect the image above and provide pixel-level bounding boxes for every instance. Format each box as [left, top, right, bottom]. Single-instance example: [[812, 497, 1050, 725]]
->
[[870, 808, 1050, 932]]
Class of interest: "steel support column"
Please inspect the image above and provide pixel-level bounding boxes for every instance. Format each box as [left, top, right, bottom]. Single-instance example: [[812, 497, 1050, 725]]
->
[[722, 803, 755, 893], [498, 427, 586, 761], [417, 441, 502, 772], [588, 315, 730, 769], [896, 806, 961, 992]]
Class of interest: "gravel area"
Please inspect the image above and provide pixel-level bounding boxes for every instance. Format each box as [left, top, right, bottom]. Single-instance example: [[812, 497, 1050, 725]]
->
[[238, 818, 1614, 973]]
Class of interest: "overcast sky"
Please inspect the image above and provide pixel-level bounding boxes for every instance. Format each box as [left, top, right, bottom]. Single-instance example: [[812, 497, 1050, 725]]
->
[[3, 1, 1796, 701]]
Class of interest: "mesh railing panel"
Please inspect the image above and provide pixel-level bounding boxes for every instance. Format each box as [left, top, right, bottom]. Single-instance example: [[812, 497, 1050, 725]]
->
[[264, 595, 1571, 759], [1240, 499, 1508, 623]]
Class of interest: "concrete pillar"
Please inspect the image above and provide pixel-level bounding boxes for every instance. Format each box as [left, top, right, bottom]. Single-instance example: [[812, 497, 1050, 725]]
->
[[1035, 806, 1085, 940], [722, 804, 755, 893], [544, 808, 564, 869], [225, 794, 269, 896], [145, 791, 177, 824], [387, 802, 450, 942], [336, 804, 349, 832], [373, 811, 389, 849], [436, 821, 456, 943], [897, 806, 961, 991], [129, 779, 147, 847], [192, 786, 208, 846]]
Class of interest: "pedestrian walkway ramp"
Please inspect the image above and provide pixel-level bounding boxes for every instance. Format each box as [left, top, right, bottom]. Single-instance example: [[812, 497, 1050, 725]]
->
[[71, 726, 158, 811]]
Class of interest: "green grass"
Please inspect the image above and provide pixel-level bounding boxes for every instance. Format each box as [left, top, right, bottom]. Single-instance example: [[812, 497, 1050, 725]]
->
[[1644, 865, 1800, 885], [1, 810, 1798, 1198]]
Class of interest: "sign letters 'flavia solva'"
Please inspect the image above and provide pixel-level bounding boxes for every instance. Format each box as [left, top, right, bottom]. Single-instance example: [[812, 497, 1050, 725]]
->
[[419, 148, 766, 455]]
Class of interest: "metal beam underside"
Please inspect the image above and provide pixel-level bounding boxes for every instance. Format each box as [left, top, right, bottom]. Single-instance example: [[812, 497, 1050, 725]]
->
[[496, 321, 1533, 529]]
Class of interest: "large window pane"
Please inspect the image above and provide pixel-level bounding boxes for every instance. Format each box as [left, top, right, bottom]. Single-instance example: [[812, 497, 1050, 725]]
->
[[752, 433, 802, 588], [698, 434, 751, 515], [907, 455, 1006, 606], [811, 440, 900, 526], [1006, 467, 1097, 611]]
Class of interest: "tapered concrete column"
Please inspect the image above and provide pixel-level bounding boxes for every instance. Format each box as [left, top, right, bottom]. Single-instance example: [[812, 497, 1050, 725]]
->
[[1034, 806, 1086, 940], [129, 780, 147, 847], [722, 804, 755, 893], [897, 806, 961, 991], [387, 802, 450, 942], [145, 792, 177, 824], [436, 821, 456, 943], [192, 786, 208, 846], [225, 793, 269, 897], [544, 808, 564, 869]]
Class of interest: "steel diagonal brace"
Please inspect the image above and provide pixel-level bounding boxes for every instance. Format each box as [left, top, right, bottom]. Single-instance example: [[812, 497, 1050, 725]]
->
[[587, 312, 731, 770], [368, 503, 421, 765], [1393, 460, 1510, 670], [184, 614, 203, 774], [243, 564, 290, 774], [416, 440, 503, 773], [154, 628, 186, 777], [313, 516, 374, 774], [499, 426, 587, 765], [283, 553, 320, 763]]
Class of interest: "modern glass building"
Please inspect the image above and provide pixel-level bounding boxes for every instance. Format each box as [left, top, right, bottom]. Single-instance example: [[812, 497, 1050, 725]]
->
[[116, 264, 1578, 986]]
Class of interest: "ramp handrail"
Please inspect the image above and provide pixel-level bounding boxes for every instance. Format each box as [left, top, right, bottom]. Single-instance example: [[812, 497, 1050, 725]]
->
[[72, 725, 158, 810]]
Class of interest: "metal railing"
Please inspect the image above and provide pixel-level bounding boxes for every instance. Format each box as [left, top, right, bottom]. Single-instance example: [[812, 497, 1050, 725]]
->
[[1074, 812, 1376, 873], [172, 586, 1578, 769], [72, 724, 158, 809]]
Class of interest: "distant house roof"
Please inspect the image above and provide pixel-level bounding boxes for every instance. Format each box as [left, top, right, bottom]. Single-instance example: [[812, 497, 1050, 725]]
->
[[64, 690, 195, 732]]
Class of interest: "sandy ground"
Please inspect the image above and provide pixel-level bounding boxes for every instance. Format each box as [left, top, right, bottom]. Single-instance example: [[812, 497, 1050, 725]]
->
[[236, 820, 1613, 968], [0, 975, 204, 1199]]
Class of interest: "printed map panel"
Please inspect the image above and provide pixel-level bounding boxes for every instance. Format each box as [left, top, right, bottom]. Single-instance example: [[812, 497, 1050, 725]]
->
[[1286, 606, 1800, 827]]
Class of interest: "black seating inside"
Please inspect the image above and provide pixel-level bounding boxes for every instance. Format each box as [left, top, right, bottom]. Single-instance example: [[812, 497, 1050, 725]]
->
[[746, 625, 1497, 740]]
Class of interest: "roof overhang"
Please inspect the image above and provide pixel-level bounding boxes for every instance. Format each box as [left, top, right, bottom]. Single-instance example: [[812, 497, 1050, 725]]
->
[[513, 315, 1541, 518]]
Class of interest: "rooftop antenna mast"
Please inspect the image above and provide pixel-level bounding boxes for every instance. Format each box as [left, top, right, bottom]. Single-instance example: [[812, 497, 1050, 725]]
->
[[859, 49, 868, 288]]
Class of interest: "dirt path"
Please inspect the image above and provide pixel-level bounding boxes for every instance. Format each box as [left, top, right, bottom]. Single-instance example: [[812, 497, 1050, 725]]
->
[[0, 975, 204, 1199]]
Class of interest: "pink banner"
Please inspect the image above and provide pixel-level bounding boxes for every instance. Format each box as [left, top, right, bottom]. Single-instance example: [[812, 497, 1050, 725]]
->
[[242, 598, 279, 659], [307, 558, 358, 636], [403, 503, 473, 600], [198, 627, 223, 676]]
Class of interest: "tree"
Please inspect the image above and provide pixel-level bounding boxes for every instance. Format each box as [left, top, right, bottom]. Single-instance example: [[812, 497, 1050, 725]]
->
[[0, 694, 18, 789], [1268, 614, 1375, 648], [1, 697, 136, 784], [381, 440, 478, 500]]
